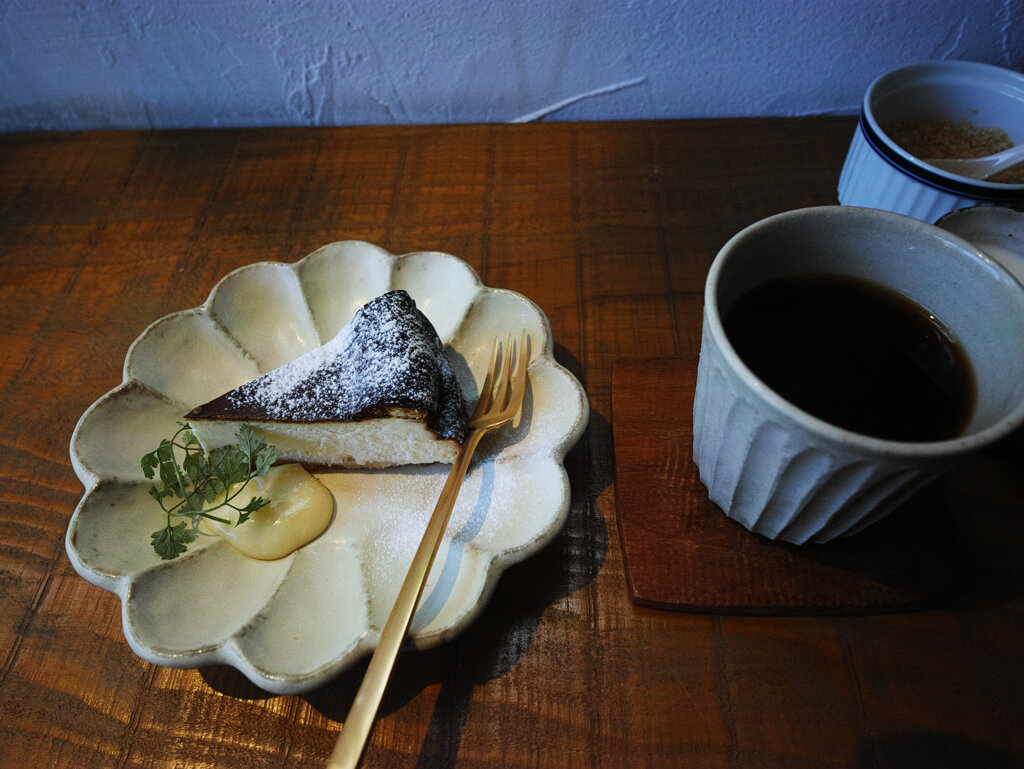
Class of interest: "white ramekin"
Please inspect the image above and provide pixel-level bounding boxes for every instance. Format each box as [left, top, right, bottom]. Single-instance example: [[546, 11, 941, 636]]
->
[[837, 60, 1024, 221]]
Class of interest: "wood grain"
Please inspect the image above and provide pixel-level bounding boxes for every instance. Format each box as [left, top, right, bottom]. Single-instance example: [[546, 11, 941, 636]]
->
[[1, 119, 1022, 768]]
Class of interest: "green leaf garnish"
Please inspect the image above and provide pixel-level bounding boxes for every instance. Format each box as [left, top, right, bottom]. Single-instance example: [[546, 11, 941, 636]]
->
[[151, 520, 196, 560], [141, 423, 278, 560]]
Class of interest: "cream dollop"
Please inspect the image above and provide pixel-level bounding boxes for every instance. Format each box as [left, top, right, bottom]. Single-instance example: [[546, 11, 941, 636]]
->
[[203, 464, 333, 560]]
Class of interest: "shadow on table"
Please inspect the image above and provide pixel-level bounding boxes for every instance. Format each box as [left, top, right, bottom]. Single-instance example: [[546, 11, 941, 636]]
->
[[199, 343, 612, 766], [941, 444, 1024, 610], [790, 445, 1024, 614], [850, 731, 1021, 769]]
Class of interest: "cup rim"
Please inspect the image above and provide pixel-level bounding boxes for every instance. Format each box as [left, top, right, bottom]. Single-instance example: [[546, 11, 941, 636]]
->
[[860, 60, 1024, 200], [705, 205, 1024, 459]]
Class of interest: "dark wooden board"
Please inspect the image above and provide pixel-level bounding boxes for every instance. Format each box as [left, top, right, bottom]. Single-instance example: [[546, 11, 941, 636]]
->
[[612, 357, 960, 614]]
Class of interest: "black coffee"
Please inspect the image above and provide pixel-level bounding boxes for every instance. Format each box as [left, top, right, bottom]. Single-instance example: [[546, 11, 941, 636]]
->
[[722, 274, 975, 442]]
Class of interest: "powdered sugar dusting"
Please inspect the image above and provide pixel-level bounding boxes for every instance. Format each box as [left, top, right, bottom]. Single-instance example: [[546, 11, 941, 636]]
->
[[213, 291, 466, 441]]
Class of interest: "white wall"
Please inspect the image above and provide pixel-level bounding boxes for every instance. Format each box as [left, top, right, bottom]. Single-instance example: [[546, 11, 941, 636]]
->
[[1, 0, 1021, 131]]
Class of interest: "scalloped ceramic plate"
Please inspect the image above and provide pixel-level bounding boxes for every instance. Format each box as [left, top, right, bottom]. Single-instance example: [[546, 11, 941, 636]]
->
[[67, 241, 589, 694]]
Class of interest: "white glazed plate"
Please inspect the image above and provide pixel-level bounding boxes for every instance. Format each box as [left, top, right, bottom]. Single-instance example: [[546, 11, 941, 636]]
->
[[936, 206, 1024, 287], [66, 241, 589, 694]]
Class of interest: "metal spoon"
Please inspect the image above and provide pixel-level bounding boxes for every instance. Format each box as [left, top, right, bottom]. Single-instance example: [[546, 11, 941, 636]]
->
[[926, 144, 1024, 181]]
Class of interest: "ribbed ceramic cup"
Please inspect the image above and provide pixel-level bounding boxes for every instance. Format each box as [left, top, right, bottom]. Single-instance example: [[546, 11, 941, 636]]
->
[[693, 206, 1024, 544]]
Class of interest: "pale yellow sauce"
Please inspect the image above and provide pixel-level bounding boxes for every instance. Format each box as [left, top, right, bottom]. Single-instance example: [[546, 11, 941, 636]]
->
[[202, 464, 333, 560]]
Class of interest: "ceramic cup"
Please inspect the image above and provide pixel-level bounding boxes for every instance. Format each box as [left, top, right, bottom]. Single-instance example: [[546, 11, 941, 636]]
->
[[692, 205, 1024, 544]]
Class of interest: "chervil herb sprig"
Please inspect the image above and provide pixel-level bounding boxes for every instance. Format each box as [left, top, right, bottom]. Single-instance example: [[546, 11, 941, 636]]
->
[[141, 423, 278, 560]]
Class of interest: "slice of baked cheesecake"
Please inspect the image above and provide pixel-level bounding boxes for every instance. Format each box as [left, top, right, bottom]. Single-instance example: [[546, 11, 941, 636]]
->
[[186, 290, 467, 468]]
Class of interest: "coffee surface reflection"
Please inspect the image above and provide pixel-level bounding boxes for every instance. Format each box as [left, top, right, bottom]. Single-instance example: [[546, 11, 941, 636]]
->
[[723, 274, 976, 442]]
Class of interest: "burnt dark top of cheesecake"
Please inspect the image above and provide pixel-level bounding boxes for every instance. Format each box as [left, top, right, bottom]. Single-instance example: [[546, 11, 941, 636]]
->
[[187, 290, 467, 442]]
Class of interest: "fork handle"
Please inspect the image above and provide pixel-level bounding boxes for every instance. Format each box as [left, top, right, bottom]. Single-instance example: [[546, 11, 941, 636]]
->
[[327, 429, 485, 769]]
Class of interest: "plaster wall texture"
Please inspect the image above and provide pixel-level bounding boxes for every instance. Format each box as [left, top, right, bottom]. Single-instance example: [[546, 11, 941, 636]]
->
[[1, 0, 1021, 131]]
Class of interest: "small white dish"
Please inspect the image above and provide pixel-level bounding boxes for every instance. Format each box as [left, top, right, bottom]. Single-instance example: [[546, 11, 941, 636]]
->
[[66, 241, 589, 694], [838, 60, 1024, 221], [936, 206, 1024, 287]]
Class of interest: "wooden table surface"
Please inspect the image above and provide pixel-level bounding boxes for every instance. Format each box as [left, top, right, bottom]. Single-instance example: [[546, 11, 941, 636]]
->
[[2, 119, 1022, 769]]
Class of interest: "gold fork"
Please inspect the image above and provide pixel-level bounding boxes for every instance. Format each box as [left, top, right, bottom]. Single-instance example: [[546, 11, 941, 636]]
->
[[327, 331, 530, 769]]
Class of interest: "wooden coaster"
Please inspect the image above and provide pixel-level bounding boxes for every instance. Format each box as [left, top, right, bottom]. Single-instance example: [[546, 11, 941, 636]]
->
[[611, 357, 959, 614]]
